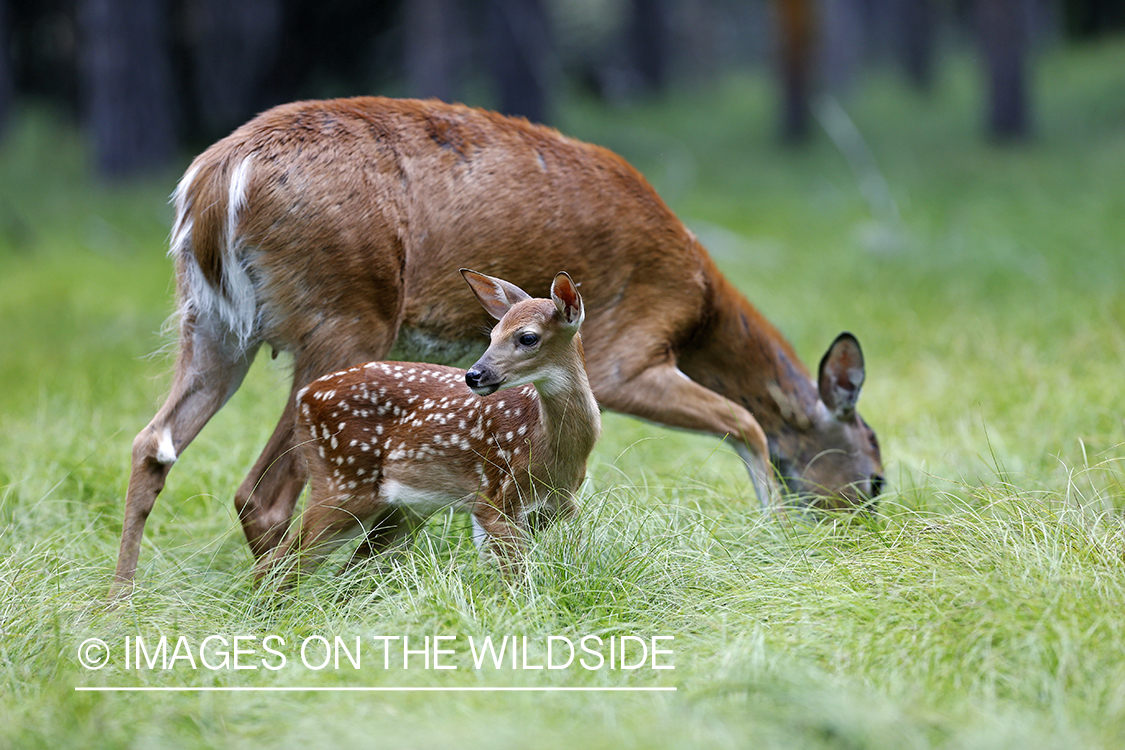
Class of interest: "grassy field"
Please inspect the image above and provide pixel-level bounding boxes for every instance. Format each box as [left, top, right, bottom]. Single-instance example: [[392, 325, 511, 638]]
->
[[2, 39, 1125, 749]]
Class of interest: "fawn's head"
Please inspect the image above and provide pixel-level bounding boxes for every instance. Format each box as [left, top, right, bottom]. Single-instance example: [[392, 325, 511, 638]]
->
[[461, 269, 585, 397], [774, 333, 885, 511]]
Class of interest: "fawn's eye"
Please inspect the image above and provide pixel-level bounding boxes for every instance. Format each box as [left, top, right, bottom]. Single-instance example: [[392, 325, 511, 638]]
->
[[519, 332, 539, 347]]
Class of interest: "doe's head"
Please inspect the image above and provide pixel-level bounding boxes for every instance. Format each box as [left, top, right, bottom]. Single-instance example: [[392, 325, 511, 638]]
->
[[777, 333, 885, 511], [461, 269, 585, 397]]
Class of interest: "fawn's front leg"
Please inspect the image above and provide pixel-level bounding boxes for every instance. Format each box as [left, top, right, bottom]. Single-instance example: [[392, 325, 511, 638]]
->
[[471, 503, 529, 579]]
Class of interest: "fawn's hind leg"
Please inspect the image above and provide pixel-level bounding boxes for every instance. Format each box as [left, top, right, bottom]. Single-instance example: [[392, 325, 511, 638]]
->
[[342, 507, 420, 572], [252, 453, 372, 586]]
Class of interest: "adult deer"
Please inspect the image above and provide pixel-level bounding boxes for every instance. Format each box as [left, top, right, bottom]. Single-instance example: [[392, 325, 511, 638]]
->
[[112, 97, 883, 595], [256, 270, 599, 586]]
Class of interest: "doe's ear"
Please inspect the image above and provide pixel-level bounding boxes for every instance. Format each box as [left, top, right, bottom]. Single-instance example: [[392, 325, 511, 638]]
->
[[550, 271, 583, 327], [460, 268, 532, 321], [818, 332, 865, 421]]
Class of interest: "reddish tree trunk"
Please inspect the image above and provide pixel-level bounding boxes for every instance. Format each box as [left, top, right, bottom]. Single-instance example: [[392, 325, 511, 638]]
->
[[777, 0, 816, 142]]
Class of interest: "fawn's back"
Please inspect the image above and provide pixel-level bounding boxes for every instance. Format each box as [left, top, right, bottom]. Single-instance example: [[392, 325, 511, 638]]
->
[[297, 362, 545, 520]]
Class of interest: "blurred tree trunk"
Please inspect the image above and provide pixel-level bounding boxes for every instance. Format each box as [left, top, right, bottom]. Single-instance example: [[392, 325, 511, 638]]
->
[[0, 0, 11, 136], [897, 0, 936, 92], [79, 0, 176, 178], [978, 0, 1032, 140], [628, 0, 668, 95], [821, 0, 863, 96], [487, 0, 551, 124], [405, 0, 456, 102], [776, 0, 816, 142], [184, 0, 282, 141], [1065, 0, 1125, 37]]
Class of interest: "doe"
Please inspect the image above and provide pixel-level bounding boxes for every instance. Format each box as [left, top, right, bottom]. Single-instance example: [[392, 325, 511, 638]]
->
[[254, 269, 600, 585]]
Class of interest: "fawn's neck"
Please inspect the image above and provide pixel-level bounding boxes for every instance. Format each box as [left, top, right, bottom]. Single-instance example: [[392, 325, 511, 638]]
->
[[529, 337, 602, 488]]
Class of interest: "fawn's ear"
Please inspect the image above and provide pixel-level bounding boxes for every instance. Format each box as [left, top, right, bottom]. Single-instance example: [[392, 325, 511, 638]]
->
[[461, 268, 533, 320], [818, 332, 865, 421], [550, 271, 583, 327]]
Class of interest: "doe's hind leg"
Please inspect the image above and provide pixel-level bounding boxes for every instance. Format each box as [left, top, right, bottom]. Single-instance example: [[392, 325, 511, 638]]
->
[[112, 313, 259, 599], [236, 326, 402, 560]]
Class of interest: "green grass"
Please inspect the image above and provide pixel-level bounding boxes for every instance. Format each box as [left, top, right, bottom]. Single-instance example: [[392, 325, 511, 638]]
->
[[3, 39, 1125, 748]]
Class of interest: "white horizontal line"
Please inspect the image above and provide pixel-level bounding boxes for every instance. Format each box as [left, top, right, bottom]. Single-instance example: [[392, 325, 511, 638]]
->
[[75, 686, 677, 693]]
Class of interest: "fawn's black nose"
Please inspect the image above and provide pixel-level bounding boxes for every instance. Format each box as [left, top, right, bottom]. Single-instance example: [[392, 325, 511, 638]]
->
[[465, 365, 501, 396]]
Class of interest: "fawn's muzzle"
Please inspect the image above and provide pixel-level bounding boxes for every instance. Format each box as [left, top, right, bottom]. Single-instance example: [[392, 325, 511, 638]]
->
[[465, 366, 502, 396]]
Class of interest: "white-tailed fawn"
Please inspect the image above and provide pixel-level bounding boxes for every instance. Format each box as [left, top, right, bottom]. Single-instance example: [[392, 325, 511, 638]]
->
[[253, 270, 601, 586]]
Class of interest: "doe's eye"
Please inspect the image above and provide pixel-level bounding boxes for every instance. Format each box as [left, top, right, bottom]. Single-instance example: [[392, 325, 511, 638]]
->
[[519, 332, 539, 347], [870, 474, 886, 497]]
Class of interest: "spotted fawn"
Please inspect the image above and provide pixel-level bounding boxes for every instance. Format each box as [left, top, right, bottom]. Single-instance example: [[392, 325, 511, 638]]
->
[[254, 270, 601, 586]]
